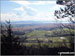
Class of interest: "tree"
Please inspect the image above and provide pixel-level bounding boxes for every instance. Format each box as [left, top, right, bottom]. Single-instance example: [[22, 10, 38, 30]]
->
[[1, 20, 23, 55], [56, 0, 74, 5], [55, 0, 75, 23], [54, 0, 75, 50]]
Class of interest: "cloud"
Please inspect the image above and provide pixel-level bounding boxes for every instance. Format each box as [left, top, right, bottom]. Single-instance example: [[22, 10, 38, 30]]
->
[[14, 6, 38, 12], [51, 4, 66, 10], [1, 1, 57, 21], [30, 1, 56, 5], [2, 0, 68, 22], [1, 12, 19, 21], [13, 6, 24, 11], [11, 1, 56, 6], [11, 1, 30, 6], [1, 10, 55, 22], [1, 10, 69, 23], [12, 1, 55, 14], [13, 6, 37, 16], [12, 1, 56, 18]]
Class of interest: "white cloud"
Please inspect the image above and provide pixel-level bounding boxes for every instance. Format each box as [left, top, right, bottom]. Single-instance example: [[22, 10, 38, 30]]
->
[[2, 0, 67, 22], [11, 1, 30, 6], [1, 1, 56, 22], [12, 1, 55, 12], [11, 1, 56, 21], [30, 1, 56, 5], [52, 4, 65, 10], [1, 10, 69, 23], [11, 1, 56, 6], [13, 6, 24, 11], [1, 12, 19, 21], [13, 6, 38, 15], [1, 11, 55, 22]]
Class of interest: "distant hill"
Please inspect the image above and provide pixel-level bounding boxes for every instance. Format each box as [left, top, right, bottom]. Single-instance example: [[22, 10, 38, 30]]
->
[[12, 22, 75, 32], [1, 20, 74, 32]]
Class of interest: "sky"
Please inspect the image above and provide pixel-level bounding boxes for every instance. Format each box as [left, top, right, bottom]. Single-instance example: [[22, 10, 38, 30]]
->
[[1, 0, 69, 23]]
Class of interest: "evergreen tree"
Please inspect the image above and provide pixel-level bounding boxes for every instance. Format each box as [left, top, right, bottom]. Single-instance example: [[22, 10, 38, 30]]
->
[[1, 20, 23, 55]]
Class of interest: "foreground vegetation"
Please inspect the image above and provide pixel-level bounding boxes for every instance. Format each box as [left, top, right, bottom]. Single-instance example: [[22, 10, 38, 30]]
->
[[1, 21, 74, 55]]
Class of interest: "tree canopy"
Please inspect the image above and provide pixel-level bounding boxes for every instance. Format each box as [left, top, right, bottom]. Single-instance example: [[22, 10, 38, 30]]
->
[[55, 0, 75, 23]]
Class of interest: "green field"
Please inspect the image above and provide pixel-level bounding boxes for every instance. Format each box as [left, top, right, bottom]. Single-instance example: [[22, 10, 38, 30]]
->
[[15, 28, 74, 48], [22, 37, 71, 48]]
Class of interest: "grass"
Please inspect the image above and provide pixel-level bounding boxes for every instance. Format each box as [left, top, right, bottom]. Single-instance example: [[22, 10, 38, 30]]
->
[[23, 42, 70, 48], [26, 37, 70, 42], [18, 29, 74, 48], [24, 36, 71, 48], [25, 30, 52, 37]]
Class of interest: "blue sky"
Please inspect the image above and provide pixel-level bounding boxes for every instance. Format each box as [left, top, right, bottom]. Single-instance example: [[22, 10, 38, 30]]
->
[[1, 0, 69, 23]]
